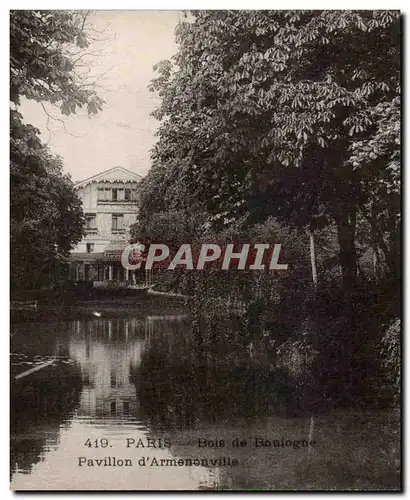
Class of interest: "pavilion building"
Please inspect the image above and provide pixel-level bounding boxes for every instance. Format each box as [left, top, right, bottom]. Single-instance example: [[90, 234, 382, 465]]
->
[[69, 166, 144, 285]]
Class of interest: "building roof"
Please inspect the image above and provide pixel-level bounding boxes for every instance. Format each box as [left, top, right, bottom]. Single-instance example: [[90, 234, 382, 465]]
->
[[75, 166, 143, 188]]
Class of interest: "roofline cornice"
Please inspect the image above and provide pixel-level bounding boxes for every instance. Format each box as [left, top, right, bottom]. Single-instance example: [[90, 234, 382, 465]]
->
[[75, 166, 143, 188]]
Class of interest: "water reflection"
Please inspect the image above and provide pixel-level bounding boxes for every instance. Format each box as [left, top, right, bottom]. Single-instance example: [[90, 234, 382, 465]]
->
[[11, 313, 218, 491], [135, 313, 400, 491], [10, 312, 400, 491], [10, 318, 82, 479], [69, 317, 146, 420], [135, 313, 295, 430]]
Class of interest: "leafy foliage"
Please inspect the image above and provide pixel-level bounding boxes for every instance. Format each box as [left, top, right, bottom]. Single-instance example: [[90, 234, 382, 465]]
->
[[10, 110, 84, 289], [10, 10, 104, 290], [147, 10, 400, 290], [135, 10, 401, 409], [10, 10, 104, 114], [381, 318, 400, 402]]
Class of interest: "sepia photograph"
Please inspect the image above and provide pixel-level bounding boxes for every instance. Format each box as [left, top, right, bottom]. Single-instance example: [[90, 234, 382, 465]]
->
[[9, 9, 401, 491]]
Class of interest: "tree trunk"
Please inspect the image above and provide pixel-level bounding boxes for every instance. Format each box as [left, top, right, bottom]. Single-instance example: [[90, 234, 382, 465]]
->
[[308, 229, 318, 289], [334, 208, 358, 292], [386, 215, 400, 281], [364, 207, 398, 279]]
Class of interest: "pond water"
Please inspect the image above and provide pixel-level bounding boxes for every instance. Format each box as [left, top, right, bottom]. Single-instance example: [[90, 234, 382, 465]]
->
[[10, 308, 400, 491]]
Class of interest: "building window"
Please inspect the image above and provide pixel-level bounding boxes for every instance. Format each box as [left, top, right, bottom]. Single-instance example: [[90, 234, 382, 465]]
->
[[124, 187, 138, 201], [110, 188, 125, 201], [85, 214, 97, 235], [97, 183, 138, 203], [86, 243, 95, 253], [98, 187, 115, 202], [98, 184, 138, 203], [97, 188, 105, 201], [85, 214, 96, 229], [112, 214, 124, 232]]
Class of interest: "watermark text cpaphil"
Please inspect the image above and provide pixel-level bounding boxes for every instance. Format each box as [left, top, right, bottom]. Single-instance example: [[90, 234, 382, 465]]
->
[[121, 243, 289, 271]]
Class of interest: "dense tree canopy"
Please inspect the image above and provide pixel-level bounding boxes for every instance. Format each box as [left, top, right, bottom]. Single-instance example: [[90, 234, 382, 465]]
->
[[10, 111, 84, 289], [145, 10, 400, 291], [10, 10, 104, 114], [10, 10, 104, 290]]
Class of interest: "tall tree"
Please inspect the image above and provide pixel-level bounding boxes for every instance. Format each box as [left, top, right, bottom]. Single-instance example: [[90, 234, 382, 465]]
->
[[149, 10, 400, 292], [10, 10, 104, 289], [10, 111, 84, 289]]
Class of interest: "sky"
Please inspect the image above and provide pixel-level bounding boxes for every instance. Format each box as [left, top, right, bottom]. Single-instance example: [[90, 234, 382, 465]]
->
[[20, 10, 182, 182]]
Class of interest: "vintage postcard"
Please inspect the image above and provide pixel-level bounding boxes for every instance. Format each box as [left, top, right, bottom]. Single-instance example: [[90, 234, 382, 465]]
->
[[10, 10, 401, 491]]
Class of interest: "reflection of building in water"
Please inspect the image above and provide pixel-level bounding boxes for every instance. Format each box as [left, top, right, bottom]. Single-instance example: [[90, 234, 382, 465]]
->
[[69, 318, 146, 419], [144, 314, 189, 347]]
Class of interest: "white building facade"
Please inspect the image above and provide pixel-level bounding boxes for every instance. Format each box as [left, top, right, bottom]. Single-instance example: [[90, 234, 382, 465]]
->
[[69, 166, 142, 284]]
